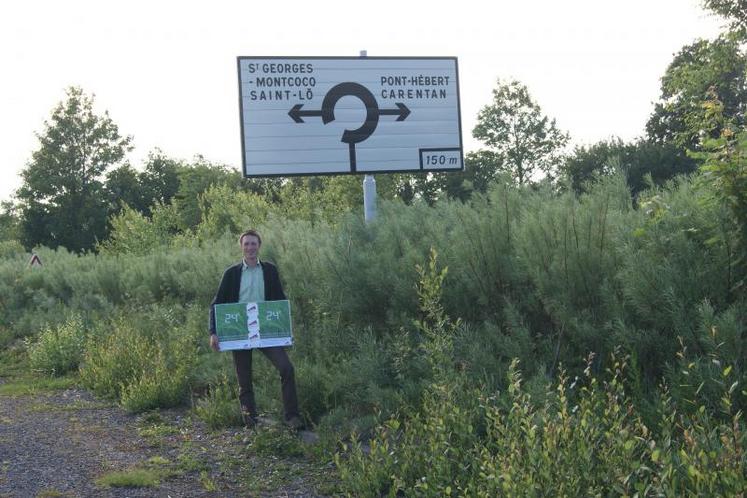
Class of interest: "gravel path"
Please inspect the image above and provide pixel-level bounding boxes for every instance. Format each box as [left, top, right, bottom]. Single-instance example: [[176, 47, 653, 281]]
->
[[0, 388, 329, 497]]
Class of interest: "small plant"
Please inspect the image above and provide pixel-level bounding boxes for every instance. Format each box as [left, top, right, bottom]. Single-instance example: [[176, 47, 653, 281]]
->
[[200, 470, 218, 491], [95, 468, 162, 488], [194, 375, 243, 429], [35, 489, 71, 498], [136, 412, 180, 449], [81, 310, 195, 412], [0, 376, 76, 396], [25, 314, 85, 377], [248, 425, 305, 458], [176, 450, 210, 474], [120, 349, 191, 413]]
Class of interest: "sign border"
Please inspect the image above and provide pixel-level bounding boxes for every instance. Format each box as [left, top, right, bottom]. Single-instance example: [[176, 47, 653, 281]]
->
[[237, 56, 464, 178]]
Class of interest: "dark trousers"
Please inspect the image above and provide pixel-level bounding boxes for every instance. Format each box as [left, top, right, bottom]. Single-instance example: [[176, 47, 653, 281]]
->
[[232, 346, 299, 422]]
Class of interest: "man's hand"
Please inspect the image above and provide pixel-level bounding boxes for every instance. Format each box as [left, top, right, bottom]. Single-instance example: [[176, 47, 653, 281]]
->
[[210, 334, 220, 352]]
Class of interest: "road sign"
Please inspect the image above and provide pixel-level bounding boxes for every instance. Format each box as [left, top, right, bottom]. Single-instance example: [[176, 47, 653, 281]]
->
[[237, 56, 463, 177]]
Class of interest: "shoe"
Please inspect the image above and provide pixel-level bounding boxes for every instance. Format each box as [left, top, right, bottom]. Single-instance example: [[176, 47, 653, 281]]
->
[[284, 415, 304, 431]]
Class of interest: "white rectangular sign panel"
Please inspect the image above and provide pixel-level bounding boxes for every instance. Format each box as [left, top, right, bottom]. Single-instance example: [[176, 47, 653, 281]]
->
[[237, 56, 463, 176]]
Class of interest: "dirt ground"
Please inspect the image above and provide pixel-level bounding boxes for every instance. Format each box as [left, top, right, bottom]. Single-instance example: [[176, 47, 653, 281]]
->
[[0, 387, 332, 497]]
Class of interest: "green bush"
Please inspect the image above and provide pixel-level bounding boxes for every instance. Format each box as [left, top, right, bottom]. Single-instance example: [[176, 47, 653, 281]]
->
[[294, 358, 334, 424], [25, 314, 86, 376], [618, 177, 738, 380], [98, 202, 180, 256], [0, 240, 25, 260], [120, 343, 192, 413], [338, 351, 746, 496], [80, 307, 196, 412], [336, 250, 746, 496]]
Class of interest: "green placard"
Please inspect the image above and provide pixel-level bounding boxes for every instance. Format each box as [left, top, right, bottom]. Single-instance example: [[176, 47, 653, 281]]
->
[[214, 300, 292, 350]]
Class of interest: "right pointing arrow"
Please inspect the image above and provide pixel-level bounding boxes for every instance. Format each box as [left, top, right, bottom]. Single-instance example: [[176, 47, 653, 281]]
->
[[379, 103, 411, 121]]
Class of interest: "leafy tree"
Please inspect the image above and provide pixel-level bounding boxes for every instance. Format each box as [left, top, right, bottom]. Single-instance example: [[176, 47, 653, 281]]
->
[[269, 174, 416, 220], [703, 0, 747, 37], [562, 138, 697, 195], [139, 150, 181, 212], [105, 164, 145, 214], [275, 176, 358, 222], [105, 150, 181, 218], [473, 79, 569, 186], [434, 150, 505, 201], [385, 173, 442, 205], [690, 95, 747, 292], [0, 201, 20, 242], [196, 184, 271, 240], [172, 157, 241, 230], [561, 139, 622, 193], [16, 87, 132, 252], [646, 35, 747, 151], [241, 176, 284, 204]]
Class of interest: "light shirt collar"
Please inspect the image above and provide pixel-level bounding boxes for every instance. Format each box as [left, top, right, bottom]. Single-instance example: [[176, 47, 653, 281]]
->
[[242, 258, 261, 271]]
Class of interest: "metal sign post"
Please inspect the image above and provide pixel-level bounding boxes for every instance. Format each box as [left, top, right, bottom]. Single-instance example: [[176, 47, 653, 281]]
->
[[360, 50, 377, 223], [363, 173, 377, 222]]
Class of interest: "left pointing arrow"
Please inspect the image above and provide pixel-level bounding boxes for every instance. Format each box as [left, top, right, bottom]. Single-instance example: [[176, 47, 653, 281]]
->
[[288, 104, 324, 123]]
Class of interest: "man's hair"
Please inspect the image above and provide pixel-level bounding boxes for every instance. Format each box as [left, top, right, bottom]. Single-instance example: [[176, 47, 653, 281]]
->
[[238, 229, 262, 245]]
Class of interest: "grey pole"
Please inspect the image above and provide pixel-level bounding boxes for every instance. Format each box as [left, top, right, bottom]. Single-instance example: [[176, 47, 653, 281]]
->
[[363, 174, 377, 222], [360, 49, 377, 223]]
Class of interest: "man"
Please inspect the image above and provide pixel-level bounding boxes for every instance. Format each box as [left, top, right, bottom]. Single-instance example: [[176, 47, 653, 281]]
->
[[209, 229, 302, 430]]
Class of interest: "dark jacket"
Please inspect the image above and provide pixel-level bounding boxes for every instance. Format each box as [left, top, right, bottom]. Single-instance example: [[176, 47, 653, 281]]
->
[[208, 260, 286, 335]]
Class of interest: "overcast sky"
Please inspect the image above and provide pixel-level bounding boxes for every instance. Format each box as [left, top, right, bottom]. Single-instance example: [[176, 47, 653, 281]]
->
[[0, 0, 724, 202]]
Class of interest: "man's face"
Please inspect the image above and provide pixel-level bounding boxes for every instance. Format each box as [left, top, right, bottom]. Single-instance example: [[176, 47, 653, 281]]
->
[[241, 234, 261, 262]]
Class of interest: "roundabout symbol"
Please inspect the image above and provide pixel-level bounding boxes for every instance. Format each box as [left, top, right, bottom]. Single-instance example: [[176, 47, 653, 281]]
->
[[288, 82, 411, 172]]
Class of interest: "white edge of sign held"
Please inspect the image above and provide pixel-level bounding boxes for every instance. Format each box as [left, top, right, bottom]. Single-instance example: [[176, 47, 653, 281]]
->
[[237, 56, 464, 178]]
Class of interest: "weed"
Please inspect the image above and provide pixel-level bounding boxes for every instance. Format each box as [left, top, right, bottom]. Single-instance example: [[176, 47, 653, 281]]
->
[[194, 375, 243, 429], [146, 456, 171, 466], [25, 399, 113, 413], [136, 421, 179, 447], [81, 309, 195, 412], [176, 451, 209, 474], [36, 489, 72, 497], [138, 410, 165, 425], [25, 315, 85, 377], [95, 468, 161, 488], [0, 346, 27, 378], [0, 376, 76, 396], [247, 425, 305, 459], [200, 470, 218, 491], [241, 461, 298, 494]]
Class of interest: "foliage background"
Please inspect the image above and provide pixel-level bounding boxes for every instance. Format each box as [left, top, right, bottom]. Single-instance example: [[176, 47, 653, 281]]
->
[[1, 2, 745, 493]]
